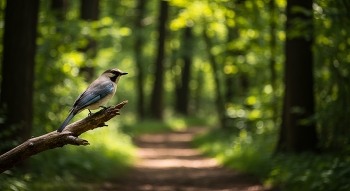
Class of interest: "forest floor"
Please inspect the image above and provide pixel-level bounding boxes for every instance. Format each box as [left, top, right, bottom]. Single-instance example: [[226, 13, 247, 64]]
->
[[96, 127, 274, 191]]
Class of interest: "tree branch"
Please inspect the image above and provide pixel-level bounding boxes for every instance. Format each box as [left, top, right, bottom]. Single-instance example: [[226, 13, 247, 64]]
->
[[0, 100, 128, 173]]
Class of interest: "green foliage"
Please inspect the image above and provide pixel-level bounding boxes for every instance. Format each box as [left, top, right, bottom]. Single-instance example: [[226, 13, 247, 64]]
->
[[313, 0, 350, 152], [193, 128, 276, 178], [267, 154, 350, 191], [194, 128, 350, 191], [0, 170, 91, 191], [0, 171, 29, 191]]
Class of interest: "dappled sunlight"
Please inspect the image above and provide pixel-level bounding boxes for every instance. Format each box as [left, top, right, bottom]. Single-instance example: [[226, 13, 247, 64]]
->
[[138, 148, 203, 158], [136, 130, 219, 169], [138, 158, 218, 168], [137, 131, 194, 143]]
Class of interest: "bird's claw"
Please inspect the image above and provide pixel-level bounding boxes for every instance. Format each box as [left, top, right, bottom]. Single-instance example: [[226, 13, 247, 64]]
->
[[99, 106, 110, 110], [88, 109, 92, 116]]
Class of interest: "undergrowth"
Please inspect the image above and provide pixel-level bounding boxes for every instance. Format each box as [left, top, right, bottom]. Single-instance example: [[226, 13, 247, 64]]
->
[[269, 153, 350, 191], [193, 128, 350, 191], [193, 128, 276, 178], [0, 122, 135, 191]]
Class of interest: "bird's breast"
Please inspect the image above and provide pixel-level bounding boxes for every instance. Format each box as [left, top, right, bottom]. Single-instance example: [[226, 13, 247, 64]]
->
[[86, 85, 117, 110]]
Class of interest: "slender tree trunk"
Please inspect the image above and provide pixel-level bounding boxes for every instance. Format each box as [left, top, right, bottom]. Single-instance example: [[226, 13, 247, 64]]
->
[[269, 0, 278, 123], [81, 0, 99, 21], [79, 0, 99, 81], [225, 24, 239, 105], [224, 22, 239, 129], [224, 1, 244, 105], [194, 65, 204, 113], [175, 27, 193, 115], [269, 0, 277, 93], [277, 0, 318, 153], [203, 30, 227, 129], [150, 0, 168, 120], [134, 0, 147, 120], [0, 0, 39, 156], [51, 0, 67, 20], [225, 73, 235, 105]]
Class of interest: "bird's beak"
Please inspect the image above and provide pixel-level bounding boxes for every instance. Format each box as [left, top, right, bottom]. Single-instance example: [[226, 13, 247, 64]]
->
[[121, 72, 128, 75]]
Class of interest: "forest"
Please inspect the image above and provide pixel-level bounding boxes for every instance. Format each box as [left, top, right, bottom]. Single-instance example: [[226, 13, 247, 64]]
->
[[0, 0, 349, 190]]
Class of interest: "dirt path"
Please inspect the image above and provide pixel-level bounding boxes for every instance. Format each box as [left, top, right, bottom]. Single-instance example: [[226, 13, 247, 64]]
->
[[98, 128, 270, 191]]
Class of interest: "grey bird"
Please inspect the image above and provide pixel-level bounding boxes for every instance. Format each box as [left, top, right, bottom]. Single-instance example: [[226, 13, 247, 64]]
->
[[57, 68, 128, 132]]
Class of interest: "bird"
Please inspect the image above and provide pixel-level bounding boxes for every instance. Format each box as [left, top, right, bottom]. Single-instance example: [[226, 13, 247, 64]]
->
[[57, 68, 128, 132]]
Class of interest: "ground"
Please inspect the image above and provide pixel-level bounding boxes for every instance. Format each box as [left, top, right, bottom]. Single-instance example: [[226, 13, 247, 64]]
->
[[97, 127, 273, 191]]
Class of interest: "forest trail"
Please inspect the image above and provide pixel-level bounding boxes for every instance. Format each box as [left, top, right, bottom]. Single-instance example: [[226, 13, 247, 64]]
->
[[97, 127, 270, 191]]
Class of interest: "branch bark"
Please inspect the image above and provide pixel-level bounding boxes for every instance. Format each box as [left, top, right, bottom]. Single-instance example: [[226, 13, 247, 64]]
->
[[0, 100, 128, 173]]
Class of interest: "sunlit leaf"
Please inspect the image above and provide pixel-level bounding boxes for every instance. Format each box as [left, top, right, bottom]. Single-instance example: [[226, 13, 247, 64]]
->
[[224, 64, 238, 74], [101, 16, 113, 26], [264, 85, 273, 94], [119, 27, 132, 36], [249, 109, 262, 120], [246, 96, 257, 105]]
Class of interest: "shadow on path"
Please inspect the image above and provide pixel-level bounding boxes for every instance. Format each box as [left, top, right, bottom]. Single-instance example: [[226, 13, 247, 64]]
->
[[98, 127, 270, 191]]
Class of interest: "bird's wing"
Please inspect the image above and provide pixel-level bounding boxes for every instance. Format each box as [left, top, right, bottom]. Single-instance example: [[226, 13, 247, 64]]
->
[[71, 80, 114, 113]]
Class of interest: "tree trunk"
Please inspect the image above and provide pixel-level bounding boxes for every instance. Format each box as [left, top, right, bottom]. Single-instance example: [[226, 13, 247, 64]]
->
[[150, 0, 168, 120], [79, 0, 99, 81], [175, 27, 193, 115], [193, 65, 204, 114], [203, 30, 228, 129], [277, 0, 318, 153], [269, 0, 278, 123], [134, 0, 147, 120], [51, 0, 67, 20], [81, 0, 99, 21], [0, 0, 39, 157], [224, 20, 239, 129]]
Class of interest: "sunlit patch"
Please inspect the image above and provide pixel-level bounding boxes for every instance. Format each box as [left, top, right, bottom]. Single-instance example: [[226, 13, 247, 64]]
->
[[263, 85, 272, 94], [137, 158, 218, 169], [119, 27, 132, 36], [243, 185, 264, 191], [135, 131, 219, 169]]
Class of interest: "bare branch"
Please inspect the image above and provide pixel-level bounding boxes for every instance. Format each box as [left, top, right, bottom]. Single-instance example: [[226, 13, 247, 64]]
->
[[0, 100, 128, 173]]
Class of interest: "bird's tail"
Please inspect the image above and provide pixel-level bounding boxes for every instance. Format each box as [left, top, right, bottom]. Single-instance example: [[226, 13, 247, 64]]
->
[[57, 112, 75, 132]]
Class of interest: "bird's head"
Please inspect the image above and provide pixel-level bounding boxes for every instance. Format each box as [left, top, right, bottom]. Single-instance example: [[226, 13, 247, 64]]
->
[[102, 68, 128, 83]]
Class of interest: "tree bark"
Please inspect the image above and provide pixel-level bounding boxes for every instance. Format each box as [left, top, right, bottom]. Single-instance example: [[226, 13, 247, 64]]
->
[[269, 0, 278, 123], [134, 0, 147, 120], [150, 0, 169, 119], [0, 101, 128, 173], [51, 0, 67, 20], [269, 0, 277, 94], [79, 0, 99, 81], [80, 0, 99, 21], [277, 0, 318, 152], [175, 27, 193, 115], [0, 0, 39, 155]]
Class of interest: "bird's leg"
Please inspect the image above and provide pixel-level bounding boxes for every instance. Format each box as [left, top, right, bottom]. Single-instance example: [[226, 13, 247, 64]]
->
[[99, 106, 110, 110], [88, 109, 92, 116]]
